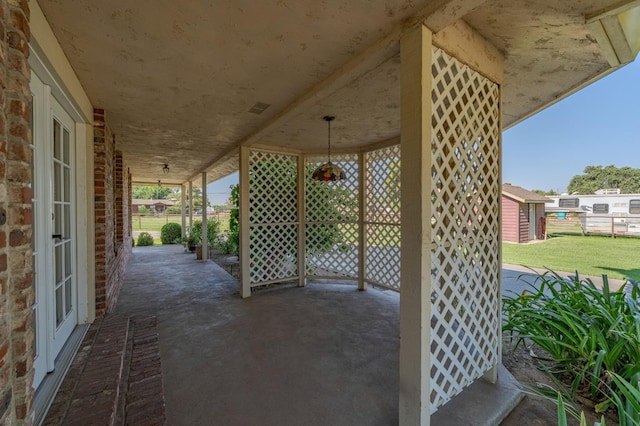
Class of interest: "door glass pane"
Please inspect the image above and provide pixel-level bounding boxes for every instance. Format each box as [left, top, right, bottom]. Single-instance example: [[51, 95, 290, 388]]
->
[[63, 167, 70, 202], [64, 242, 71, 280], [64, 205, 70, 240], [54, 204, 62, 236], [63, 128, 70, 165], [53, 120, 61, 160], [55, 244, 62, 284], [55, 286, 63, 326], [65, 278, 72, 315], [54, 162, 61, 202]]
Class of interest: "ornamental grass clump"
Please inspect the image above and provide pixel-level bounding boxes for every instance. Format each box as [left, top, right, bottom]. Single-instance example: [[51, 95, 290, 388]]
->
[[503, 269, 640, 425]]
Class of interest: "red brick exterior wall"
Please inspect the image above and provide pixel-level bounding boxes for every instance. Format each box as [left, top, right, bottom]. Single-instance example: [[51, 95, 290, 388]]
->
[[93, 109, 132, 317], [0, 1, 35, 423]]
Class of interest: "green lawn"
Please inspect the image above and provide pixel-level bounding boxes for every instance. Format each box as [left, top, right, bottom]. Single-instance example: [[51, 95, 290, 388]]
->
[[502, 234, 640, 281], [133, 215, 230, 233]]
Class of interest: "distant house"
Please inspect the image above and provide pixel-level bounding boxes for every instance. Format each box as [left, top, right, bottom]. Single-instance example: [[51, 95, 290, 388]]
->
[[131, 199, 178, 214], [502, 184, 552, 243]]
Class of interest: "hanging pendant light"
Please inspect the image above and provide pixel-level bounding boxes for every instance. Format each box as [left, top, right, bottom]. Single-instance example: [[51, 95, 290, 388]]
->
[[312, 116, 346, 181]]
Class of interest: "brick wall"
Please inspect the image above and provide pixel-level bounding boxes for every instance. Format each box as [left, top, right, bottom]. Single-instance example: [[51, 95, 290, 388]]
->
[[0, 0, 34, 423], [93, 109, 132, 317]]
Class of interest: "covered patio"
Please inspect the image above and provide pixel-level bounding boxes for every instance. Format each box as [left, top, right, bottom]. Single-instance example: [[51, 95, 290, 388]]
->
[[0, 1, 638, 424]]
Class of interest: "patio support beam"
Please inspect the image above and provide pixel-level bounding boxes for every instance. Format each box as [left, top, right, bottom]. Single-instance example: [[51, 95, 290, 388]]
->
[[239, 146, 251, 298], [358, 152, 367, 291], [181, 184, 186, 240], [188, 181, 193, 235], [201, 172, 208, 261], [399, 23, 433, 426], [297, 155, 306, 287]]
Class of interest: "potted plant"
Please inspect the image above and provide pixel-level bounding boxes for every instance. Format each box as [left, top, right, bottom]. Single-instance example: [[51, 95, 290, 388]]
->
[[183, 234, 200, 253]]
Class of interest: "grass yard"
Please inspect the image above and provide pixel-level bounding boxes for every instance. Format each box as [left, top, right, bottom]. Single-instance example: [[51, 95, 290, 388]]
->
[[133, 214, 230, 233], [502, 234, 640, 281]]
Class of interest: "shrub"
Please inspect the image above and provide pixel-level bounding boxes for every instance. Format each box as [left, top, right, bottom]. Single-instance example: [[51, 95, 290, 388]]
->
[[136, 232, 154, 246], [214, 230, 239, 255], [191, 218, 220, 246], [214, 184, 239, 255], [165, 205, 181, 215], [503, 270, 640, 423], [160, 222, 182, 244]]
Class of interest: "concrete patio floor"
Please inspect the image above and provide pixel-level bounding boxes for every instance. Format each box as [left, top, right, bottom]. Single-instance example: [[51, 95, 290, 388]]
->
[[44, 244, 629, 424], [117, 245, 402, 425], [103, 244, 530, 425]]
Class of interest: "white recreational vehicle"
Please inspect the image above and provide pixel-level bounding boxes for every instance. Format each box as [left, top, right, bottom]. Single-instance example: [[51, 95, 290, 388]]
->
[[546, 194, 640, 236]]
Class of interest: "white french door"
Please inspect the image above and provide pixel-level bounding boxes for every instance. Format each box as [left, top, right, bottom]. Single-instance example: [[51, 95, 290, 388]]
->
[[30, 72, 78, 388]]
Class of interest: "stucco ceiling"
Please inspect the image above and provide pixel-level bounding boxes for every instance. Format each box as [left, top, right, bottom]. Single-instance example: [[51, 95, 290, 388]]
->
[[35, 0, 638, 186]]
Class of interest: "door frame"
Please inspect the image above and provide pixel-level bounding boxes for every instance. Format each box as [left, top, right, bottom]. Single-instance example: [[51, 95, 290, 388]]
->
[[29, 65, 93, 389]]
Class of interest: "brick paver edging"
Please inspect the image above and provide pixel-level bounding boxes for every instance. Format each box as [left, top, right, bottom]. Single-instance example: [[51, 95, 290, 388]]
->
[[43, 315, 165, 425]]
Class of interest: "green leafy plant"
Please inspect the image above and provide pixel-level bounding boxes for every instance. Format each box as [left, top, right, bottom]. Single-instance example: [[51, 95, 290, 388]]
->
[[503, 269, 640, 423], [215, 184, 240, 255], [557, 393, 606, 426], [191, 218, 220, 246], [160, 222, 182, 244], [136, 232, 154, 246]]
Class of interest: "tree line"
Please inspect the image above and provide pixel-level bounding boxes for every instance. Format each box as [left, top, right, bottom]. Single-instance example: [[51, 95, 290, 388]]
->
[[532, 165, 640, 195]]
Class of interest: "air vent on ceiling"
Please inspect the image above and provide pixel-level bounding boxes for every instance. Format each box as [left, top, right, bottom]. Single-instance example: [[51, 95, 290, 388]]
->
[[248, 102, 270, 114]]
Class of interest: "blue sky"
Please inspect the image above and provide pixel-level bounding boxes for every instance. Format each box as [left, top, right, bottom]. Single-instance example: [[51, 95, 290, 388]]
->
[[503, 59, 640, 193], [208, 59, 640, 202], [206, 172, 238, 205]]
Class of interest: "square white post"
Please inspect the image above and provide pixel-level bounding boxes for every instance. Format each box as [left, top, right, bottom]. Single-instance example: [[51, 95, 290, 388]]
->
[[297, 154, 306, 287], [188, 181, 193, 235], [239, 146, 251, 298], [399, 23, 433, 426], [181, 184, 186, 240], [358, 151, 367, 291], [201, 172, 208, 261]]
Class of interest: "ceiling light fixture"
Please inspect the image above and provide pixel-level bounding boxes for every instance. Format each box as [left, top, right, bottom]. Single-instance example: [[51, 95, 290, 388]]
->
[[312, 116, 345, 182], [163, 164, 170, 175]]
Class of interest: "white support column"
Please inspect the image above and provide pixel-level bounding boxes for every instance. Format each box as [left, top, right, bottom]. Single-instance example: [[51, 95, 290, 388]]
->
[[297, 154, 306, 287], [181, 184, 186, 240], [239, 146, 251, 298], [399, 23, 433, 426], [201, 172, 208, 261], [188, 181, 193, 235], [358, 151, 367, 291]]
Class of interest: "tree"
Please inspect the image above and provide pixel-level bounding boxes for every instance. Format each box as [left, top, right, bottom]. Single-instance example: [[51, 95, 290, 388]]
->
[[567, 165, 640, 194], [532, 189, 558, 196], [132, 185, 174, 200], [185, 188, 209, 213]]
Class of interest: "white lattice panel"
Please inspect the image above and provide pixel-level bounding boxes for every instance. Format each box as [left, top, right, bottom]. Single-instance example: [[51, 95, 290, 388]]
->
[[249, 224, 298, 284], [365, 145, 401, 224], [249, 150, 297, 225], [429, 47, 501, 412], [364, 145, 401, 291], [365, 224, 401, 290], [305, 154, 359, 223], [305, 154, 359, 278], [248, 150, 299, 285], [305, 223, 359, 277]]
